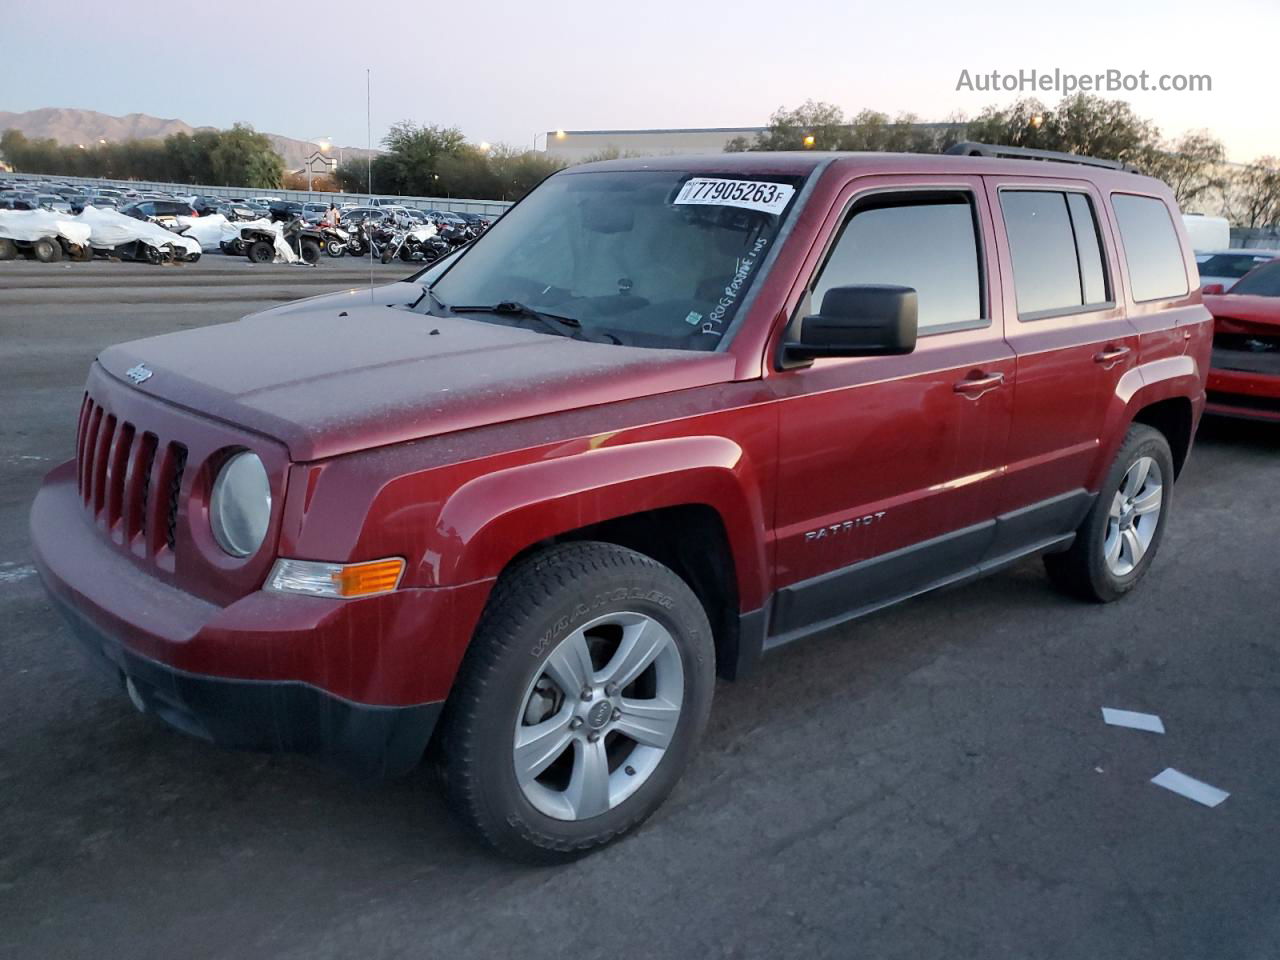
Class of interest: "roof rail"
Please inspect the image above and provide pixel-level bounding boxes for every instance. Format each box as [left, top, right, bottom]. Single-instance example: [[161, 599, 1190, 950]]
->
[[945, 141, 1142, 174]]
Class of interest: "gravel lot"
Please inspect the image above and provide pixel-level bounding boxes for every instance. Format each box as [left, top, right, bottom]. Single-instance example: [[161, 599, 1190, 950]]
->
[[1, 256, 1278, 960]]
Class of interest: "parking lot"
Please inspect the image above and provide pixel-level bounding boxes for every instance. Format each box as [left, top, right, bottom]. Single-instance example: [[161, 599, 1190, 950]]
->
[[1, 257, 1278, 959]]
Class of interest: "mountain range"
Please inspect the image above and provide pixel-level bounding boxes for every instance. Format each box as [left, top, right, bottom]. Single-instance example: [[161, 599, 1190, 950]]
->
[[0, 107, 376, 171]]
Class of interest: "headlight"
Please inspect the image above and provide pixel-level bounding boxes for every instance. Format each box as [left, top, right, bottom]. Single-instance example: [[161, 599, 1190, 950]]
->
[[210, 451, 271, 557]]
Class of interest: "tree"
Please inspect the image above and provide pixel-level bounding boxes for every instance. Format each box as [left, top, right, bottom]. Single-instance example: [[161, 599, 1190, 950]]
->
[[1226, 158, 1280, 229], [749, 100, 849, 151], [1142, 132, 1226, 208], [0, 123, 283, 187], [730, 101, 965, 154], [965, 94, 1159, 165]]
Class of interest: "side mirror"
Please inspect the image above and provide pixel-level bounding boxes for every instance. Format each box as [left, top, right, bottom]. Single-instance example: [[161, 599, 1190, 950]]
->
[[1201, 283, 1225, 296], [784, 284, 919, 362]]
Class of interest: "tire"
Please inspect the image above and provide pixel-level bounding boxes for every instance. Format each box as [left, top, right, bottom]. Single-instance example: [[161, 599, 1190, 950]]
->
[[1045, 423, 1175, 602], [34, 236, 62, 263], [69, 243, 94, 262], [399, 245, 417, 262], [186, 251, 201, 263], [440, 541, 715, 863], [0, 238, 16, 261], [144, 245, 163, 265], [247, 240, 274, 263], [324, 239, 345, 257], [380, 244, 395, 264], [299, 239, 321, 264]]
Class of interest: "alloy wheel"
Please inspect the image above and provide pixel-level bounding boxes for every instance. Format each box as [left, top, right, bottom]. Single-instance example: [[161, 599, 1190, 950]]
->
[[1103, 456, 1163, 576], [513, 611, 684, 821]]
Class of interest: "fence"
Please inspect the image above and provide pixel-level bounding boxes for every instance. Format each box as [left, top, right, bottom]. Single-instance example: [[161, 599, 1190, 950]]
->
[[1230, 227, 1280, 250], [0, 171, 513, 217]]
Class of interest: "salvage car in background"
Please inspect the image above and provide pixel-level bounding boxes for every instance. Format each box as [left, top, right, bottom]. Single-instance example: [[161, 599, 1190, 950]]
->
[[1202, 259, 1280, 421], [1195, 249, 1279, 292]]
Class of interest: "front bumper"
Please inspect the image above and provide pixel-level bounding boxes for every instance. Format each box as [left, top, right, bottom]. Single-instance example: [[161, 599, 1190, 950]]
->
[[1206, 364, 1280, 423], [49, 589, 441, 779], [30, 461, 493, 778]]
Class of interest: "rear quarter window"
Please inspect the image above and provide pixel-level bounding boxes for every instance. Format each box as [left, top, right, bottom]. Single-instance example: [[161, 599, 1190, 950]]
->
[[1110, 194, 1188, 302]]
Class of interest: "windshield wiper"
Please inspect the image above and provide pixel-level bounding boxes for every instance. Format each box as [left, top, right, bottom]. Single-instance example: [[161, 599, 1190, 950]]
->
[[450, 300, 616, 343]]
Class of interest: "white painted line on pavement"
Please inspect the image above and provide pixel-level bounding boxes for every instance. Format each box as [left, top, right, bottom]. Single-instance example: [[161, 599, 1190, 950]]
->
[[1151, 768, 1230, 808], [1101, 708, 1166, 734]]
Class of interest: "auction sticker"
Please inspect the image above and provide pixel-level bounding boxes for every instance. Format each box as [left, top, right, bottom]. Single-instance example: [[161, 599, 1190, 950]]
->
[[673, 178, 795, 215]]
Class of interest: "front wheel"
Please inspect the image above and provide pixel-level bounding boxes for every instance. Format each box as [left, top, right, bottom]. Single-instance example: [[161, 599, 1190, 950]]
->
[[1045, 423, 1175, 602], [441, 542, 715, 863], [299, 239, 321, 264], [246, 239, 274, 263], [324, 239, 345, 257]]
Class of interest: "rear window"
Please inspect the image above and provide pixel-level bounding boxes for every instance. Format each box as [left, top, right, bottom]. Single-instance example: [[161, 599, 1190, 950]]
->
[[1000, 190, 1110, 317], [1111, 194, 1188, 302]]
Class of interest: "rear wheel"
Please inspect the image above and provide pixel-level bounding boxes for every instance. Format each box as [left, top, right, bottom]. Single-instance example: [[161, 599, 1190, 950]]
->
[[1045, 424, 1174, 602], [33, 236, 62, 263], [441, 542, 715, 863], [247, 239, 274, 263], [299, 239, 321, 264], [69, 243, 94, 262], [0, 238, 16, 261]]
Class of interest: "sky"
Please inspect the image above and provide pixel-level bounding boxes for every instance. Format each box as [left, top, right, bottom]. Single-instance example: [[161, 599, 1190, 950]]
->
[[3, 0, 1276, 163]]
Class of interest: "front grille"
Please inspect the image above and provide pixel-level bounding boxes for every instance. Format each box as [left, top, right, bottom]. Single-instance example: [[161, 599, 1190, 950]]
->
[[75, 392, 187, 557], [166, 445, 187, 551], [1213, 333, 1280, 376]]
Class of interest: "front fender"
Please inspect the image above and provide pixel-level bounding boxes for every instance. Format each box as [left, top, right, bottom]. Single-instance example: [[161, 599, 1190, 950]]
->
[[429, 435, 771, 609]]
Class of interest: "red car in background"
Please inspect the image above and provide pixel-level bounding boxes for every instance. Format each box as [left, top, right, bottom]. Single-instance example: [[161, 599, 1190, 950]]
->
[[1203, 259, 1280, 421]]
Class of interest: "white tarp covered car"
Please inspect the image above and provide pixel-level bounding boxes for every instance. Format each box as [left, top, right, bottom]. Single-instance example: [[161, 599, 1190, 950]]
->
[[0, 209, 94, 262], [78, 205, 201, 261]]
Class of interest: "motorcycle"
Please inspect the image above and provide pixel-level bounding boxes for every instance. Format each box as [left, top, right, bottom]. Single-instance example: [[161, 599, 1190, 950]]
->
[[318, 220, 350, 257], [380, 222, 449, 264]]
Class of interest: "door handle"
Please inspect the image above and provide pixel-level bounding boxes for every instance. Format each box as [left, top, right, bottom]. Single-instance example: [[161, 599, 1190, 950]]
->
[[1093, 345, 1132, 366], [953, 372, 1005, 399]]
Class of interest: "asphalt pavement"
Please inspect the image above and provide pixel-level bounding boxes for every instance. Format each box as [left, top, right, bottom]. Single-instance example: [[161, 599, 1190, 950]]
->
[[1, 256, 1278, 960]]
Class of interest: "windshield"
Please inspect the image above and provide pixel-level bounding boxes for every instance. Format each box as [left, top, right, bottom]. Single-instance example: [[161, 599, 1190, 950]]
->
[[1228, 261, 1280, 297], [428, 168, 804, 350], [1198, 253, 1276, 280]]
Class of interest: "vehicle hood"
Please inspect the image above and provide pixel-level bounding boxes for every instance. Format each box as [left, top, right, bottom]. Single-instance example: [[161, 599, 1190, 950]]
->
[[1202, 293, 1280, 334], [97, 304, 737, 461]]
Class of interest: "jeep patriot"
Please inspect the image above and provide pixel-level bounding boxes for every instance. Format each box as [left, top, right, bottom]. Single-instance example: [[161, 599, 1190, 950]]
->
[[30, 144, 1212, 861]]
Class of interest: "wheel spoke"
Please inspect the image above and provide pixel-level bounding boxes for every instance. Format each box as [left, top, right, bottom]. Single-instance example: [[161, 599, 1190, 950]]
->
[[1109, 492, 1125, 521], [599, 618, 671, 689], [1105, 528, 1123, 566], [1124, 458, 1151, 498], [614, 697, 680, 750], [1132, 485, 1162, 516], [542, 629, 594, 697], [513, 709, 574, 784], [565, 737, 612, 819], [1122, 526, 1145, 566]]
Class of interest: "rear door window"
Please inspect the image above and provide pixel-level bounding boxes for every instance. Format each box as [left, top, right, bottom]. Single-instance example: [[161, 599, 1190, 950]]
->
[[1000, 190, 1111, 318], [1110, 194, 1189, 302]]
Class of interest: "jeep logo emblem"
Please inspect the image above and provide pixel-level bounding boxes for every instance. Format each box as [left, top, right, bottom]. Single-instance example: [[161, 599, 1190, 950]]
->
[[587, 700, 612, 729], [125, 364, 153, 385]]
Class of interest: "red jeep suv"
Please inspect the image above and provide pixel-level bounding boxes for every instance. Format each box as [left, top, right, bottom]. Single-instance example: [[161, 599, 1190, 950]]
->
[[30, 144, 1211, 861]]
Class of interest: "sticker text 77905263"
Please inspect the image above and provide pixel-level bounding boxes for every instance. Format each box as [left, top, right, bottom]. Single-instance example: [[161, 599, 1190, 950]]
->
[[673, 178, 796, 216]]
